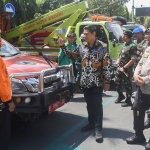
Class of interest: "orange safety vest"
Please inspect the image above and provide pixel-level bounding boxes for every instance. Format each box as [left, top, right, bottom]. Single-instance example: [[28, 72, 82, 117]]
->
[[0, 57, 12, 102]]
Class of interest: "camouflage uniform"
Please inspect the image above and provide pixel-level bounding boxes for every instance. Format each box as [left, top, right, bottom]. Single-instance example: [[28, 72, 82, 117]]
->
[[114, 41, 137, 98], [134, 37, 148, 68]]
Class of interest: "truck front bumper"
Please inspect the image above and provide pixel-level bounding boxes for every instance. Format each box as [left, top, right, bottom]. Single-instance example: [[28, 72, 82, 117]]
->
[[12, 84, 73, 114]]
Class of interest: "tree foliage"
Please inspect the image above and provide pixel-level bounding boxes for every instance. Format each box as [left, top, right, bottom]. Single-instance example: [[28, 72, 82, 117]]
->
[[87, 0, 130, 19], [1, 0, 130, 26]]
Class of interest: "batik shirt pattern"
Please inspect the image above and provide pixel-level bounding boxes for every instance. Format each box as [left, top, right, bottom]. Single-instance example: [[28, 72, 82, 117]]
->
[[61, 40, 111, 88]]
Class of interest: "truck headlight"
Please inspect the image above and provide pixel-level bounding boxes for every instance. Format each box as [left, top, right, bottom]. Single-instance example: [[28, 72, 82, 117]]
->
[[26, 78, 39, 92], [11, 78, 27, 93], [57, 70, 69, 85]]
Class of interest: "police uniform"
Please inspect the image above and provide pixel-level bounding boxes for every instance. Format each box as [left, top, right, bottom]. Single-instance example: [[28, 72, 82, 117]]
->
[[133, 27, 148, 68], [126, 46, 150, 149], [114, 30, 137, 107], [142, 29, 150, 131]]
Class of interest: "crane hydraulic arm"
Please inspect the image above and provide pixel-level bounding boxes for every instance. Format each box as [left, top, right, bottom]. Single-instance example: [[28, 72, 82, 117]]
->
[[4, 1, 88, 42]]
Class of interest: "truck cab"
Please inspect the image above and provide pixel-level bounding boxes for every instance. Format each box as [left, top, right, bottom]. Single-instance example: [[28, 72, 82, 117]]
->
[[0, 38, 74, 121], [75, 20, 123, 69]]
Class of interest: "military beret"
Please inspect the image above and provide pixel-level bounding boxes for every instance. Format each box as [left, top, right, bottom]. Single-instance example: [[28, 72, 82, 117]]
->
[[133, 27, 143, 34], [123, 29, 133, 38]]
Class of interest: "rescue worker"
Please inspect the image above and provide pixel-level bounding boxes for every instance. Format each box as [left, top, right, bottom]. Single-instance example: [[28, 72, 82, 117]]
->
[[126, 34, 150, 150], [58, 33, 75, 66], [114, 30, 137, 107], [57, 25, 111, 142], [0, 56, 15, 150]]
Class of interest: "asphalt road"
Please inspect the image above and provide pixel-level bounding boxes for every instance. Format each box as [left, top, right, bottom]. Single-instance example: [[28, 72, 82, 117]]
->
[[9, 84, 149, 150]]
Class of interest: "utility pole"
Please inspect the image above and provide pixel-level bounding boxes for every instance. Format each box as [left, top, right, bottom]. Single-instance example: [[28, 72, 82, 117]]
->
[[132, 0, 134, 22]]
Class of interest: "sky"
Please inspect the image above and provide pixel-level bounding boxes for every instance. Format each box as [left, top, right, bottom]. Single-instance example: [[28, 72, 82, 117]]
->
[[126, 0, 150, 12]]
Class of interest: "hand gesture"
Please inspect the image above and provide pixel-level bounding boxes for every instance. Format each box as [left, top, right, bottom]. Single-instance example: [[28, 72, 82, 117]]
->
[[103, 83, 110, 92], [57, 35, 64, 46], [115, 59, 120, 66], [8, 101, 15, 112]]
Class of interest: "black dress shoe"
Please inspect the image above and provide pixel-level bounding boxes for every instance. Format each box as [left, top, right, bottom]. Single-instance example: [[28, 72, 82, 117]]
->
[[81, 124, 94, 132], [121, 98, 132, 107], [126, 134, 146, 144], [144, 119, 150, 129], [145, 141, 150, 150], [115, 93, 125, 103], [121, 101, 132, 107], [95, 130, 103, 142]]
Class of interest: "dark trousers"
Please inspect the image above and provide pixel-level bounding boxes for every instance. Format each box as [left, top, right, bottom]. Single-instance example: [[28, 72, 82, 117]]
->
[[114, 70, 132, 98], [0, 105, 11, 150], [83, 86, 103, 131], [133, 92, 150, 135]]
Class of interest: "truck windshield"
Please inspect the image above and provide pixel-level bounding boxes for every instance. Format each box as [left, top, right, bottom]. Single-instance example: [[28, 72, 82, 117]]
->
[[0, 39, 20, 56], [105, 22, 123, 42], [79, 25, 108, 44]]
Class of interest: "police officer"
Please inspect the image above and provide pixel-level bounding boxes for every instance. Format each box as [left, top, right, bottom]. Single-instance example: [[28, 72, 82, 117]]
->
[[114, 30, 137, 107], [132, 27, 148, 98], [133, 27, 147, 64], [126, 40, 150, 150], [141, 29, 150, 130]]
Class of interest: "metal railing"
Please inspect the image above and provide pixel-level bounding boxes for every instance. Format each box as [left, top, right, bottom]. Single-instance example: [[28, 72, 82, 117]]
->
[[9, 64, 74, 93]]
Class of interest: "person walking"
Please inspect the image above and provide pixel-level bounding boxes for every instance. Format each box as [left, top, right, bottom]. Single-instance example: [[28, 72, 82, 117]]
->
[[57, 25, 111, 142]]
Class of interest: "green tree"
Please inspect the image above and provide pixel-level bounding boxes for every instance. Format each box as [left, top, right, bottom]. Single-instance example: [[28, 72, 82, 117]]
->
[[4, 0, 38, 26], [38, 0, 73, 14], [87, 0, 130, 20], [0, 0, 4, 11]]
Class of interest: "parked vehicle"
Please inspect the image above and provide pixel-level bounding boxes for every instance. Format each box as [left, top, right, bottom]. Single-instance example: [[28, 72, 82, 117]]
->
[[0, 37, 74, 121]]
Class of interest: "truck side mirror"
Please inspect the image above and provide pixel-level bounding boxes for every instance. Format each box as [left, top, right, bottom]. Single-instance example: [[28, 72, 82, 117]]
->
[[109, 31, 114, 41], [112, 39, 116, 47]]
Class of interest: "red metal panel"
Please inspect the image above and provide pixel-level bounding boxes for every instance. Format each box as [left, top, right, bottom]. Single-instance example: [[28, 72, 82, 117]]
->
[[30, 32, 51, 45]]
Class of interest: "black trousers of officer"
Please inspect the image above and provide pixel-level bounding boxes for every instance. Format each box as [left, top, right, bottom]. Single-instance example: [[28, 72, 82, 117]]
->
[[0, 104, 11, 150], [133, 91, 150, 135], [83, 86, 103, 131]]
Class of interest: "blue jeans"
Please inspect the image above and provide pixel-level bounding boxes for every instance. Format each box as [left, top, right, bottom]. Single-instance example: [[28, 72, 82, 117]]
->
[[83, 86, 103, 131]]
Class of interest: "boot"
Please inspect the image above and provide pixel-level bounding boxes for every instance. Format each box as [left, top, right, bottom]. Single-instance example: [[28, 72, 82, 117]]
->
[[145, 138, 150, 150], [81, 124, 94, 132], [95, 130, 103, 142], [144, 114, 150, 129], [115, 93, 125, 103], [126, 133, 146, 144], [121, 97, 132, 107]]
